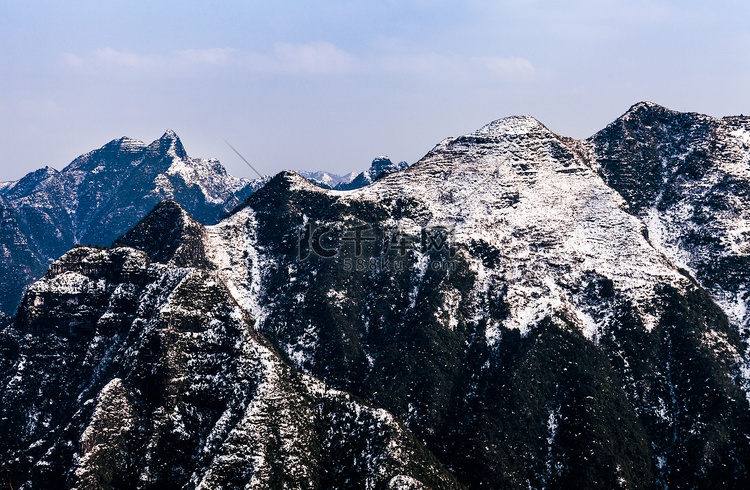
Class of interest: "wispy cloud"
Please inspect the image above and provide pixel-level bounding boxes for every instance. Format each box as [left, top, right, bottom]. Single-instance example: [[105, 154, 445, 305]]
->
[[175, 48, 234, 66]]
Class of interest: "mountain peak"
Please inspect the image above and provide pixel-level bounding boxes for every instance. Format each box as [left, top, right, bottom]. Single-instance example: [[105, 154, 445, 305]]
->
[[3, 166, 59, 198], [371, 155, 393, 172], [113, 199, 207, 267], [331, 156, 409, 190], [368, 155, 408, 180], [158, 129, 185, 150], [621, 101, 676, 121], [146, 129, 188, 160], [630, 100, 665, 110], [472, 115, 550, 138]]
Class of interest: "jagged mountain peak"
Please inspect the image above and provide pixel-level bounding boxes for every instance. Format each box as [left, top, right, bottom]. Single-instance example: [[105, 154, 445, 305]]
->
[[113, 199, 207, 267], [63, 136, 148, 174], [614, 101, 717, 129], [591, 102, 750, 330], [408, 115, 561, 174], [406, 114, 579, 179], [625, 100, 671, 114], [0, 130, 263, 315], [137, 198, 191, 222], [371, 155, 393, 168], [296, 170, 357, 189], [22, 165, 58, 181], [108, 136, 147, 155], [331, 156, 410, 190], [145, 129, 188, 160], [161, 128, 178, 139], [621, 101, 679, 122]]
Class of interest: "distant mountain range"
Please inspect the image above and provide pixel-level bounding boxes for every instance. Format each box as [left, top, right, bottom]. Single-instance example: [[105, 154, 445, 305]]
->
[[297, 156, 409, 190], [2, 103, 750, 488]]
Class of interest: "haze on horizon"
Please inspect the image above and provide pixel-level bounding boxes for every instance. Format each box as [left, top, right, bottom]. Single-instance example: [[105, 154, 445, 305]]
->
[[1, 0, 748, 181]]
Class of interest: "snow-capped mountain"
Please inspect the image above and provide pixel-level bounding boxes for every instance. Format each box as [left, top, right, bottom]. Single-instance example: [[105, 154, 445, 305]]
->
[[204, 108, 749, 487], [0, 130, 265, 316], [2, 103, 750, 488]]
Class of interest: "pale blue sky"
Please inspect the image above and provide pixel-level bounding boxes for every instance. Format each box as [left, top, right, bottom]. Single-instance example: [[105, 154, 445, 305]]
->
[[1, 0, 748, 180]]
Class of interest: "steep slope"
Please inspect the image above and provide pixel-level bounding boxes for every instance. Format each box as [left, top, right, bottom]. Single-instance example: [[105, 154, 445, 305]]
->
[[206, 114, 750, 488], [591, 102, 750, 401], [0, 131, 263, 315], [0, 203, 461, 490]]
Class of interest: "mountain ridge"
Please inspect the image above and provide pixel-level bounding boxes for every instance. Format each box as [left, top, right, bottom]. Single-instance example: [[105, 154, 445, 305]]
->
[[2, 103, 750, 488]]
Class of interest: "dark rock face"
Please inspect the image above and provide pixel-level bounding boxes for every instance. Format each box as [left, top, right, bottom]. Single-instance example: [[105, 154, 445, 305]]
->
[[0, 131, 263, 316]]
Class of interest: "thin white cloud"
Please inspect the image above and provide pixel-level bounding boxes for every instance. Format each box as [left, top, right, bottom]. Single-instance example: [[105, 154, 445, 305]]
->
[[239, 42, 356, 75], [64, 48, 154, 73]]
